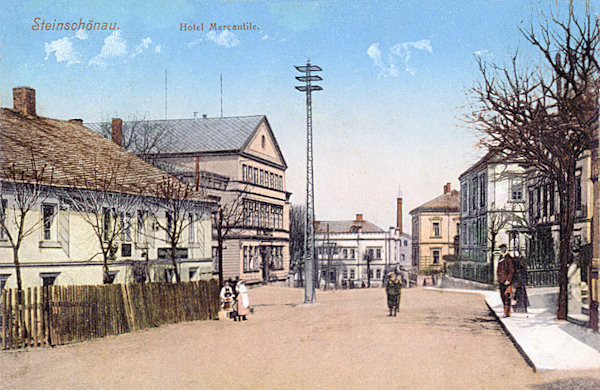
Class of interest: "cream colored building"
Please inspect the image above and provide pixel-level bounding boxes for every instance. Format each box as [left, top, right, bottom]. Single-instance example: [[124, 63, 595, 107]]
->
[[410, 184, 460, 273], [0, 87, 215, 290], [89, 115, 291, 284]]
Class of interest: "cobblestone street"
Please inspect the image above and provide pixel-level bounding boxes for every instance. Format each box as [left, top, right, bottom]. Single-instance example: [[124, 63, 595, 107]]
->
[[2, 286, 600, 389]]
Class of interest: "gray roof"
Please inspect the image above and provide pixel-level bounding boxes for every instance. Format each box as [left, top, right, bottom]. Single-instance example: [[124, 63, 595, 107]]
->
[[315, 220, 385, 234], [86, 115, 265, 153]]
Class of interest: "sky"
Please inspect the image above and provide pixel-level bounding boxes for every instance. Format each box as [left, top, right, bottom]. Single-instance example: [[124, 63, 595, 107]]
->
[[0, 0, 596, 233]]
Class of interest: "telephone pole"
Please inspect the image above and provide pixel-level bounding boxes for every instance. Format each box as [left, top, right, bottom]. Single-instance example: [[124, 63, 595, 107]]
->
[[295, 60, 322, 304]]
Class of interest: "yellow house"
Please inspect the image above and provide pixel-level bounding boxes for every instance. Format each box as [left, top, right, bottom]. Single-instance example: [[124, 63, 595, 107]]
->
[[0, 87, 216, 289], [410, 183, 460, 274]]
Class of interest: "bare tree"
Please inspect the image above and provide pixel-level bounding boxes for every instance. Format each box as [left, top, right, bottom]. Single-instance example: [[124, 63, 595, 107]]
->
[[213, 189, 248, 288], [0, 154, 53, 296], [61, 157, 141, 284], [147, 177, 207, 283], [96, 115, 173, 164], [468, 4, 599, 319], [289, 204, 306, 286], [363, 251, 374, 288], [487, 209, 511, 264]]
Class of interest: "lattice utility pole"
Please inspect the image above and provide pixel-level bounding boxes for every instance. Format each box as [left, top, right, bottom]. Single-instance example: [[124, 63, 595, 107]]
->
[[295, 60, 322, 304]]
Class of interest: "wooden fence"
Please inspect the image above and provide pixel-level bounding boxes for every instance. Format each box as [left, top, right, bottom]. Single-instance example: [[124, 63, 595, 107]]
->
[[1, 280, 219, 350]]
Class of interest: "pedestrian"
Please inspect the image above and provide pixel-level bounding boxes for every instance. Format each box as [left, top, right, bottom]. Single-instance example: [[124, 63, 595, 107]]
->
[[512, 256, 529, 313], [219, 280, 234, 314], [385, 272, 402, 317], [497, 244, 514, 317], [234, 279, 251, 321]]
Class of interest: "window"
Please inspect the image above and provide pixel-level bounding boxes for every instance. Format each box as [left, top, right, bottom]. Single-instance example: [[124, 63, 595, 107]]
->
[[510, 178, 523, 201], [0, 274, 10, 291], [107, 271, 118, 284], [343, 249, 348, 259], [576, 175, 582, 211], [432, 222, 440, 237], [433, 250, 440, 264], [42, 204, 57, 240], [242, 164, 247, 182], [509, 231, 520, 256], [121, 243, 132, 257], [253, 168, 258, 184], [542, 186, 548, 217], [350, 249, 355, 259], [472, 177, 478, 210], [549, 183, 555, 216], [137, 210, 146, 244], [376, 248, 381, 259], [41, 272, 59, 286], [260, 169, 264, 186], [350, 269, 355, 279], [188, 213, 195, 243], [462, 183, 468, 213], [243, 246, 249, 271], [376, 269, 381, 279], [528, 189, 534, 218], [0, 199, 7, 240], [479, 174, 486, 207], [189, 267, 198, 281], [343, 269, 348, 279], [401, 254, 405, 262], [261, 135, 266, 148]]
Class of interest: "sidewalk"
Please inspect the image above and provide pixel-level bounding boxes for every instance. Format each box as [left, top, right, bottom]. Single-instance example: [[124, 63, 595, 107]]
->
[[428, 287, 600, 372]]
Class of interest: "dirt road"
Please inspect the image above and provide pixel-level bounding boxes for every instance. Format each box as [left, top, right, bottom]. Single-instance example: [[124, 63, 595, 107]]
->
[[1, 286, 599, 389]]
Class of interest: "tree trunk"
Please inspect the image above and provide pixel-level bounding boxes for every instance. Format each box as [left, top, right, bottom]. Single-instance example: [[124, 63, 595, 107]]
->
[[556, 168, 576, 320], [171, 245, 181, 283], [367, 261, 371, 288], [103, 253, 110, 284], [13, 246, 23, 302], [217, 208, 224, 288]]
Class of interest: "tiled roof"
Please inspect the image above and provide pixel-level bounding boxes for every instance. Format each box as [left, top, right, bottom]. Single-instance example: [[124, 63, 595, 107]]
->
[[0, 108, 210, 200], [410, 190, 460, 214], [314, 220, 385, 234], [85, 115, 265, 154]]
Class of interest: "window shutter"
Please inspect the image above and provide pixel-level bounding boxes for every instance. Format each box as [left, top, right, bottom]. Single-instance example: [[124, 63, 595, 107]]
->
[[58, 203, 70, 256]]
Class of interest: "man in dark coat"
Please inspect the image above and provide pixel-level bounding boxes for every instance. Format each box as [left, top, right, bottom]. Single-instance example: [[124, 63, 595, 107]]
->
[[497, 244, 514, 317], [385, 272, 402, 317]]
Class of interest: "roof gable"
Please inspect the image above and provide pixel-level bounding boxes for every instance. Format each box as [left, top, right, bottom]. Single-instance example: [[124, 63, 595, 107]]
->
[[410, 190, 460, 214], [241, 117, 287, 168]]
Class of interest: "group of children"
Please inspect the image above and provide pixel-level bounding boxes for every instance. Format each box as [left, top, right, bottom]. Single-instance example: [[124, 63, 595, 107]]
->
[[219, 278, 251, 321]]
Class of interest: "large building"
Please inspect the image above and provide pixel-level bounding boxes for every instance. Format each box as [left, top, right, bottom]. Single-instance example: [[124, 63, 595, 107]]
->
[[89, 115, 291, 284], [314, 213, 411, 288], [410, 184, 460, 274], [459, 152, 528, 279], [0, 87, 215, 290]]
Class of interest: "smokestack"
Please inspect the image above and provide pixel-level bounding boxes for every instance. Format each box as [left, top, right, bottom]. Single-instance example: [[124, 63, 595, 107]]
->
[[396, 198, 403, 233], [444, 183, 451, 194], [111, 118, 123, 147], [13, 87, 36, 116], [355, 213, 363, 222]]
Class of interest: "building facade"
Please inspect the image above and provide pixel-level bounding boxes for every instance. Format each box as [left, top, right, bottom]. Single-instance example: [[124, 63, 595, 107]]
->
[[90, 115, 291, 284], [314, 214, 411, 287], [459, 152, 528, 278], [410, 184, 460, 273], [0, 87, 215, 290]]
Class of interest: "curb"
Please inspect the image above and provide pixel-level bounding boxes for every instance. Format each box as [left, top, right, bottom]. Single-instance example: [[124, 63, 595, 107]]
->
[[483, 298, 537, 372]]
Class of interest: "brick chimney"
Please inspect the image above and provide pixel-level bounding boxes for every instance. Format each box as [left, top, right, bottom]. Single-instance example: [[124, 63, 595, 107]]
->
[[443, 183, 451, 194], [111, 118, 123, 147], [396, 198, 403, 233], [13, 87, 36, 116], [68, 119, 83, 125], [355, 213, 363, 222]]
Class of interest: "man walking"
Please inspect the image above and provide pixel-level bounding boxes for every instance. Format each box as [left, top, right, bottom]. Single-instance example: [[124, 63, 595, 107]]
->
[[385, 272, 402, 317], [497, 244, 514, 317]]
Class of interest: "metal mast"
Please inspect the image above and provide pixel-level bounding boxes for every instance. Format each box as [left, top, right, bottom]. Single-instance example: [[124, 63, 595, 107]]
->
[[295, 60, 322, 304]]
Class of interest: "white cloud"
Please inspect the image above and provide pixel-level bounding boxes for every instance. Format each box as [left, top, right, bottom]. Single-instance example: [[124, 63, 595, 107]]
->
[[473, 49, 493, 60], [188, 38, 203, 47], [130, 37, 154, 58], [206, 30, 240, 48], [260, 33, 286, 42], [262, 34, 271, 41], [75, 29, 88, 40], [89, 31, 127, 66], [44, 37, 79, 65], [155, 45, 161, 53], [367, 39, 433, 77]]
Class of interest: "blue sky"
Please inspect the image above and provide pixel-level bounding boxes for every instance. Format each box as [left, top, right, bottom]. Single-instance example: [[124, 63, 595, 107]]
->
[[0, 0, 596, 232]]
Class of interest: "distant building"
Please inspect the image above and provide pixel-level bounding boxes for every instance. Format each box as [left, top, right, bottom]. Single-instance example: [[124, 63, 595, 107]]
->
[[0, 87, 215, 289], [458, 152, 527, 278], [410, 184, 460, 273], [88, 115, 291, 284], [314, 214, 411, 287]]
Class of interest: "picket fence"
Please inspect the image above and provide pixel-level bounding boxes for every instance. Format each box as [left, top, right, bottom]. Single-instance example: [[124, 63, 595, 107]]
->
[[1, 280, 220, 350]]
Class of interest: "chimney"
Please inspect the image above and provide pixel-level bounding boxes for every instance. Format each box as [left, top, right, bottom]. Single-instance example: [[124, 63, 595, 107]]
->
[[202, 114, 207, 119], [355, 213, 363, 222], [193, 112, 198, 119], [396, 198, 403, 233], [13, 87, 36, 116], [111, 118, 123, 147], [444, 183, 451, 194], [68, 119, 83, 125]]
